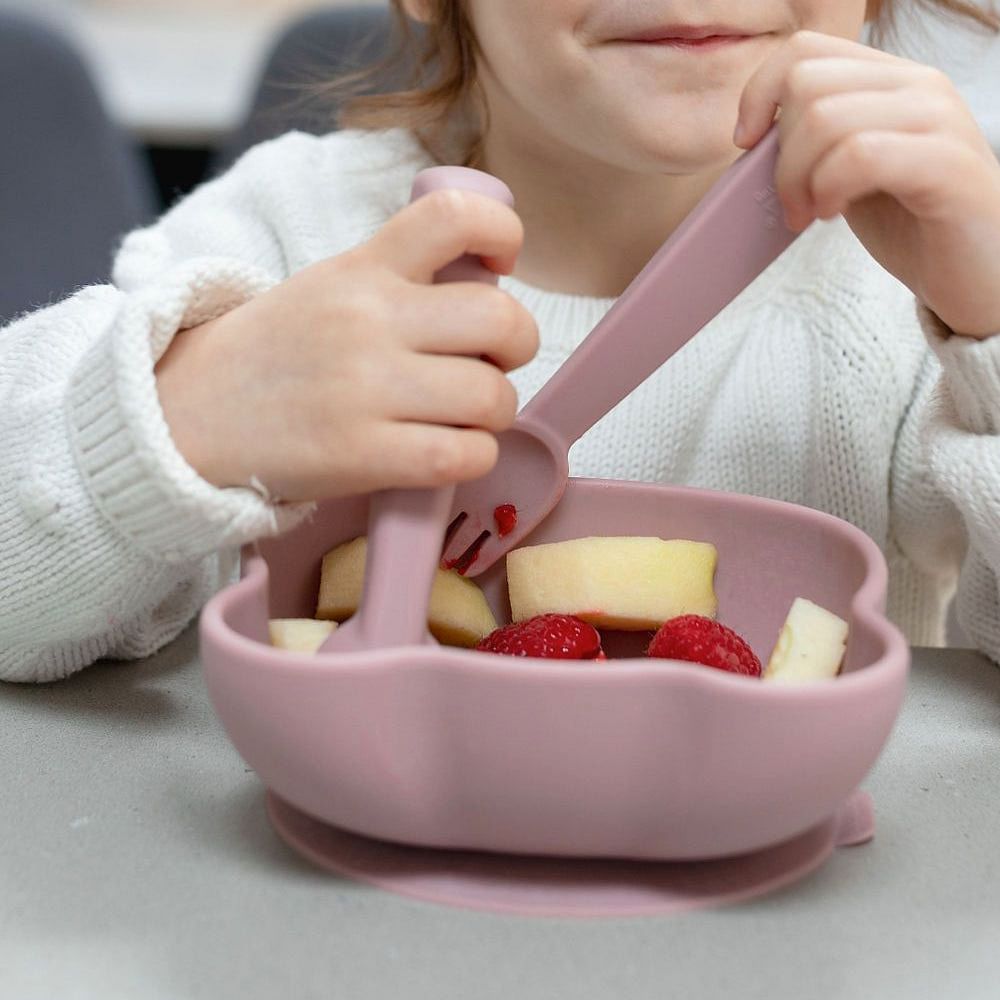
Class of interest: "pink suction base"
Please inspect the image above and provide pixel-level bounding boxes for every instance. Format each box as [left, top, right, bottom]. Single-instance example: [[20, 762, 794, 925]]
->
[[266, 789, 874, 918]]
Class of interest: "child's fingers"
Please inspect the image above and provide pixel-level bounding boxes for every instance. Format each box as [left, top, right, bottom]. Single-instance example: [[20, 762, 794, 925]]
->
[[401, 283, 539, 372], [808, 131, 982, 222], [777, 90, 951, 228], [774, 57, 922, 112], [736, 31, 898, 147], [349, 423, 502, 491], [364, 188, 525, 283], [386, 354, 520, 432]]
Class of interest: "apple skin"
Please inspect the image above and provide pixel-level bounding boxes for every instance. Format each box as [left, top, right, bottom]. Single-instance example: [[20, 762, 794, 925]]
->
[[506, 536, 718, 631]]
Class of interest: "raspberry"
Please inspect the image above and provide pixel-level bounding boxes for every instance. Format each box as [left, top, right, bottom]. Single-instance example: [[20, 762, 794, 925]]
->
[[476, 613, 604, 660], [493, 504, 517, 537], [647, 615, 761, 677]]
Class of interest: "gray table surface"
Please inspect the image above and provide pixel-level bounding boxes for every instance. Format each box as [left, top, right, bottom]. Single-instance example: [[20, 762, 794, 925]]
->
[[2, 628, 998, 1000]]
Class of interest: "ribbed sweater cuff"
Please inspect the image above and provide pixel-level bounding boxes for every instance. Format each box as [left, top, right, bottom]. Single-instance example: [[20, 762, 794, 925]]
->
[[920, 304, 1000, 436], [68, 259, 313, 561]]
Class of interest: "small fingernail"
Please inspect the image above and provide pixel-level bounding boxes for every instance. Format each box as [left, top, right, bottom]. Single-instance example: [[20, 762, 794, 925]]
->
[[485, 255, 514, 276], [733, 120, 748, 146]]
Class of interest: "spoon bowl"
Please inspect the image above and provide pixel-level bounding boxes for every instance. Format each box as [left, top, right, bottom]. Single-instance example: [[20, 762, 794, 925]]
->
[[443, 420, 566, 573]]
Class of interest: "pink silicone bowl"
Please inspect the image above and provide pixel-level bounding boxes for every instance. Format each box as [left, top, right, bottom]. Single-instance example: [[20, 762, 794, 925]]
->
[[200, 479, 909, 861]]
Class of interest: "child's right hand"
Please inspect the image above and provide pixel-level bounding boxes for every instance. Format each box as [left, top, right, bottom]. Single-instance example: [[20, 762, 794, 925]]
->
[[154, 189, 539, 502]]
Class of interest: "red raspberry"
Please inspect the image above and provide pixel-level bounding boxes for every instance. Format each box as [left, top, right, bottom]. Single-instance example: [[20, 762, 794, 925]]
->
[[647, 615, 761, 677], [493, 504, 517, 537], [476, 613, 604, 660]]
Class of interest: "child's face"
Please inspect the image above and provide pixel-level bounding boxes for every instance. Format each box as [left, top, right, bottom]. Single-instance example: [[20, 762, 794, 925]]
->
[[464, 0, 869, 173]]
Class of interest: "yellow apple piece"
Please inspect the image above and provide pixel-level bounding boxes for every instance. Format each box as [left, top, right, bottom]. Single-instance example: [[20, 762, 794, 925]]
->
[[316, 536, 497, 647], [268, 618, 336, 653], [506, 536, 718, 630], [763, 597, 848, 683]]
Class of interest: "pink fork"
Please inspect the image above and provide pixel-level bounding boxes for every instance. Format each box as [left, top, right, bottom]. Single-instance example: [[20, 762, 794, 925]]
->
[[441, 127, 800, 576], [318, 166, 514, 653]]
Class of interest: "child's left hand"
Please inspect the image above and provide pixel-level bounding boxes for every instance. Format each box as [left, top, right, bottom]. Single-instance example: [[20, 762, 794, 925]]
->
[[736, 31, 1000, 338]]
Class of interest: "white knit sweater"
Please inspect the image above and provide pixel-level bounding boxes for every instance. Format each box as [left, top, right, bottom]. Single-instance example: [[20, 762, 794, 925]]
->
[[3, 127, 1000, 682]]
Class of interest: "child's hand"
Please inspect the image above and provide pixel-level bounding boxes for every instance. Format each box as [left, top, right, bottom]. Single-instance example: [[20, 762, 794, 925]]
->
[[736, 31, 1000, 338], [154, 189, 539, 501]]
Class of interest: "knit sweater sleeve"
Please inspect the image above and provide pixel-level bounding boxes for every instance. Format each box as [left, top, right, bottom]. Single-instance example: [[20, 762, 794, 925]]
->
[[0, 134, 317, 682], [897, 305, 1000, 660]]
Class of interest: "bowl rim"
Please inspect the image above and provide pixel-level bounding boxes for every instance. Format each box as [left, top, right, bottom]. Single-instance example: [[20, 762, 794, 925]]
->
[[200, 480, 910, 697]]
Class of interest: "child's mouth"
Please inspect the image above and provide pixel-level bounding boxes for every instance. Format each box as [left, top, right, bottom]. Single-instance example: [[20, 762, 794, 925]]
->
[[632, 34, 754, 52], [615, 24, 760, 53]]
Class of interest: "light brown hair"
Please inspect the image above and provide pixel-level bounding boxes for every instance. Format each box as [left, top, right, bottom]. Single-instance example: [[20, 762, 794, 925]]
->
[[339, 0, 999, 165]]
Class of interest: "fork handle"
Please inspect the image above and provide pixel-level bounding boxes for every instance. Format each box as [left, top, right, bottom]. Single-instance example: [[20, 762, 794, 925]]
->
[[520, 127, 798, 451], [354, 167, 514, 647]]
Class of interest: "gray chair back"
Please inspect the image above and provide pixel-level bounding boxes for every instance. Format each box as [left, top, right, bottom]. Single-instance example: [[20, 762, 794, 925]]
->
[[0, 10, 156, 325]]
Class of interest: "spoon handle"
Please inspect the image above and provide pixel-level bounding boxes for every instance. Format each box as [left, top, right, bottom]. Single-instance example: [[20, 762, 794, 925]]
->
[[521, 127, 798, 451]]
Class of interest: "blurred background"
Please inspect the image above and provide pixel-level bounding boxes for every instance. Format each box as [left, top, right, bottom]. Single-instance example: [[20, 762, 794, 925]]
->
[[0, 0, 387, 206]]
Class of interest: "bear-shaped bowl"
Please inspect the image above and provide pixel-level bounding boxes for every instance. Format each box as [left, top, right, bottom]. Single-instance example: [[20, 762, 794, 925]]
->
[[199, 479, 909, 861]]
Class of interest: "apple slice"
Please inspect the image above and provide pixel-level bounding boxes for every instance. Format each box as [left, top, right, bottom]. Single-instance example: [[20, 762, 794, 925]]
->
[[268, 618, 336, 653], [763, 597, 848, 683], [506, 536, 718, 630], [316, 536, 497, 648]]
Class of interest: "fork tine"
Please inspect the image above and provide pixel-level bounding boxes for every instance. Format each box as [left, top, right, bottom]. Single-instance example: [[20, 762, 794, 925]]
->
[[440, 513, 491, 572], [442, 511, 468, 555], [447, 530, 491, 575]]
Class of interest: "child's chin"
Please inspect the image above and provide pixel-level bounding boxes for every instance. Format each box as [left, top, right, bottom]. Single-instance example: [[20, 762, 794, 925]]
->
[[637, 130, 745, 176], [623, 102, 745, 173]]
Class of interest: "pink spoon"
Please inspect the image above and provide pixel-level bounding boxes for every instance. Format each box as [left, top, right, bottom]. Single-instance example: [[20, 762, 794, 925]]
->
[[319, 167, 514, 653], [441, 127, 801, 576]]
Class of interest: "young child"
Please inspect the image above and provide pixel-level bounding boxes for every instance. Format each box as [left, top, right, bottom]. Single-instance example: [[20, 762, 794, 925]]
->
[[2, 0, 999, 682]]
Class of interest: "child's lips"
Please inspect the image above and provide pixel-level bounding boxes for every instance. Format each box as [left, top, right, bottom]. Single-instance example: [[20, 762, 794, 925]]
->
[[623, 34, 757, 52], [611, 24, 764, 53]]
